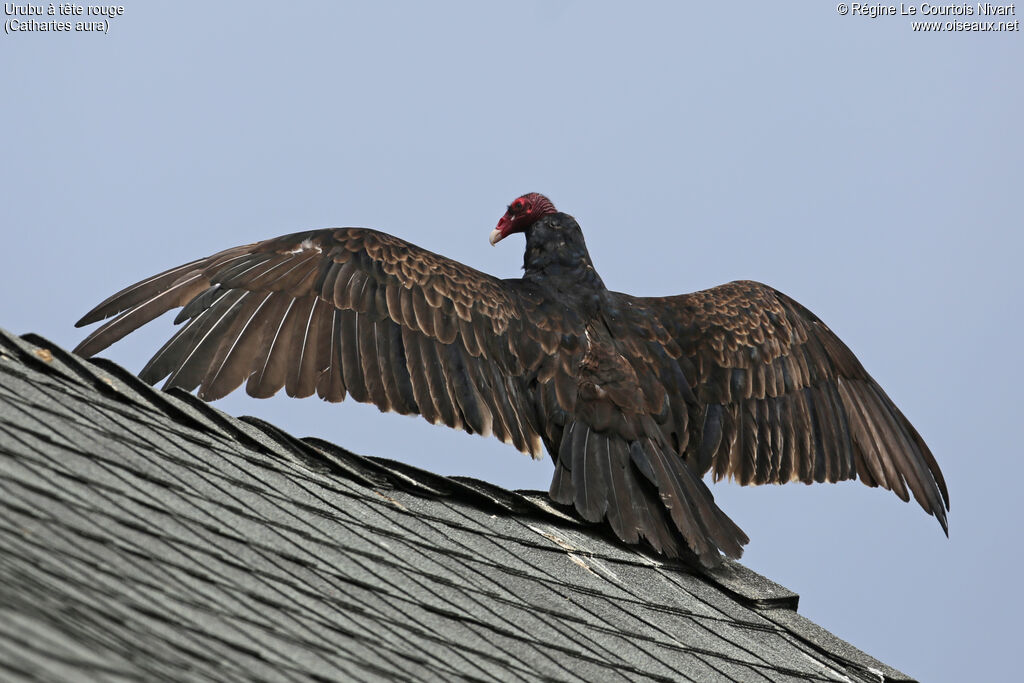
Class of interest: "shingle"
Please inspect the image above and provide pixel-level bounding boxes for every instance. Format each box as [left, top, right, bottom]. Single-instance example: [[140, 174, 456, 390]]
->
[[0, 329, 915, 683]]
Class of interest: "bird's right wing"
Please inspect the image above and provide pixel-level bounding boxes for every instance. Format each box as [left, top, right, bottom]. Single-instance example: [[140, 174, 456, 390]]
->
[[75, 228, 560, 458], [638, 280, 949, 533]]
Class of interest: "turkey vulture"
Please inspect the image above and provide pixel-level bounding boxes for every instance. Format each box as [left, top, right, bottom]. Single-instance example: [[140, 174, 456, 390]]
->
[[74, 193, 949, 566]]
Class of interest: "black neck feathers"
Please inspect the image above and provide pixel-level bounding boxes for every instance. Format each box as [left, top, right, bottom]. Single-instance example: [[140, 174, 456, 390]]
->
[[522, 213, 605, 293]]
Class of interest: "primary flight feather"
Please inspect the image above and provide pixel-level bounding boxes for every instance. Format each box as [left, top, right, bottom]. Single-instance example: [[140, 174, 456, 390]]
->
[[75, 193, 949, 566]]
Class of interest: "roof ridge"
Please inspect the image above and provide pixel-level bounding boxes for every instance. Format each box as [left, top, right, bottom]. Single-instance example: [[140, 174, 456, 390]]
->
[[0, 326, 915, 681], [5, 331, 665, 562], [2, 329, 808, 592]]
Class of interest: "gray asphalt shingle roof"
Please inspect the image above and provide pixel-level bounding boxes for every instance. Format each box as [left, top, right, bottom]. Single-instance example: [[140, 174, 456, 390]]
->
[[0, 328, 913, 682]]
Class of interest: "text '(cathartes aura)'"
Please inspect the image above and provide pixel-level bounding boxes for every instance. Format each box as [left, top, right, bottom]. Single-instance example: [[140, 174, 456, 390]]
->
[[75, 193, 949, 566]]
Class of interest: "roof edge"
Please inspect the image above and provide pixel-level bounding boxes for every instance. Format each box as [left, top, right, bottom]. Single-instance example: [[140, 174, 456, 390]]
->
[[7, 329, 805, 610]]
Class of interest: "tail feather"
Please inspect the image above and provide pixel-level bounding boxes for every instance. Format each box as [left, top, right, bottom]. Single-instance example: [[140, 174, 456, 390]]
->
[[550, 420, 747, 566], [642, 435, 749, 562]]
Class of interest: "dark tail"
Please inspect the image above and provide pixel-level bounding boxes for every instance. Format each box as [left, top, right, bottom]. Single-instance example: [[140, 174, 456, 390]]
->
[[549, 420, 748, 567]]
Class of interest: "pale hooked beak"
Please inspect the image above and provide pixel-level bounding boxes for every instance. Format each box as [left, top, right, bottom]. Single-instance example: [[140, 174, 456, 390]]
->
[[489, 216, 511, 246]]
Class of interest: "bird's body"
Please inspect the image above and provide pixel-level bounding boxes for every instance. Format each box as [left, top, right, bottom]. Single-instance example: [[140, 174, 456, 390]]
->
[[75, 194, 948, 566]]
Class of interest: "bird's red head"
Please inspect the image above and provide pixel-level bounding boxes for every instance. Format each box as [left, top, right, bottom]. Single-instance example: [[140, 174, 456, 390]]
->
[[489, 193, 557, 246]]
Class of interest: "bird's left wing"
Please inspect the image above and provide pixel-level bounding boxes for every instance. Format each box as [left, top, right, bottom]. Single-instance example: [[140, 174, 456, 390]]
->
[[75, 228, 552, 458], [632, 280, 949, 533]]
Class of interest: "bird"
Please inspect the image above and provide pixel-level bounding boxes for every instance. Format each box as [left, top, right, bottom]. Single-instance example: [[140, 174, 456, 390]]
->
[[74, 193, 949, 567]]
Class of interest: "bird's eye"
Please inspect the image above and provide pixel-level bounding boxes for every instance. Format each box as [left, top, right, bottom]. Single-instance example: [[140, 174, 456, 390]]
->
[[508, 201, 521, 215]]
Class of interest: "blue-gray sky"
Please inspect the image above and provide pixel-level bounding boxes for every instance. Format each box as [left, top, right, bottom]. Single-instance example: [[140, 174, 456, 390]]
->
[[3, 2, 1020, 680]]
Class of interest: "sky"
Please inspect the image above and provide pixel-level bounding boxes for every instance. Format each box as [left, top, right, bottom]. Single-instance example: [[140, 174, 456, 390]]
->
[[2, 2, 1020, 680]]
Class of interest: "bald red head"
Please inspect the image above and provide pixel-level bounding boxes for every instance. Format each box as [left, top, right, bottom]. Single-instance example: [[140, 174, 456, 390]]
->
[[490, 193, 558, 246]]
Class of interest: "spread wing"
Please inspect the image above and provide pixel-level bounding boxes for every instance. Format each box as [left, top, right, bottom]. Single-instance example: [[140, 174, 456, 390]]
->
[[636, 280, 949, 533], [75, 228, 559, 458]]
